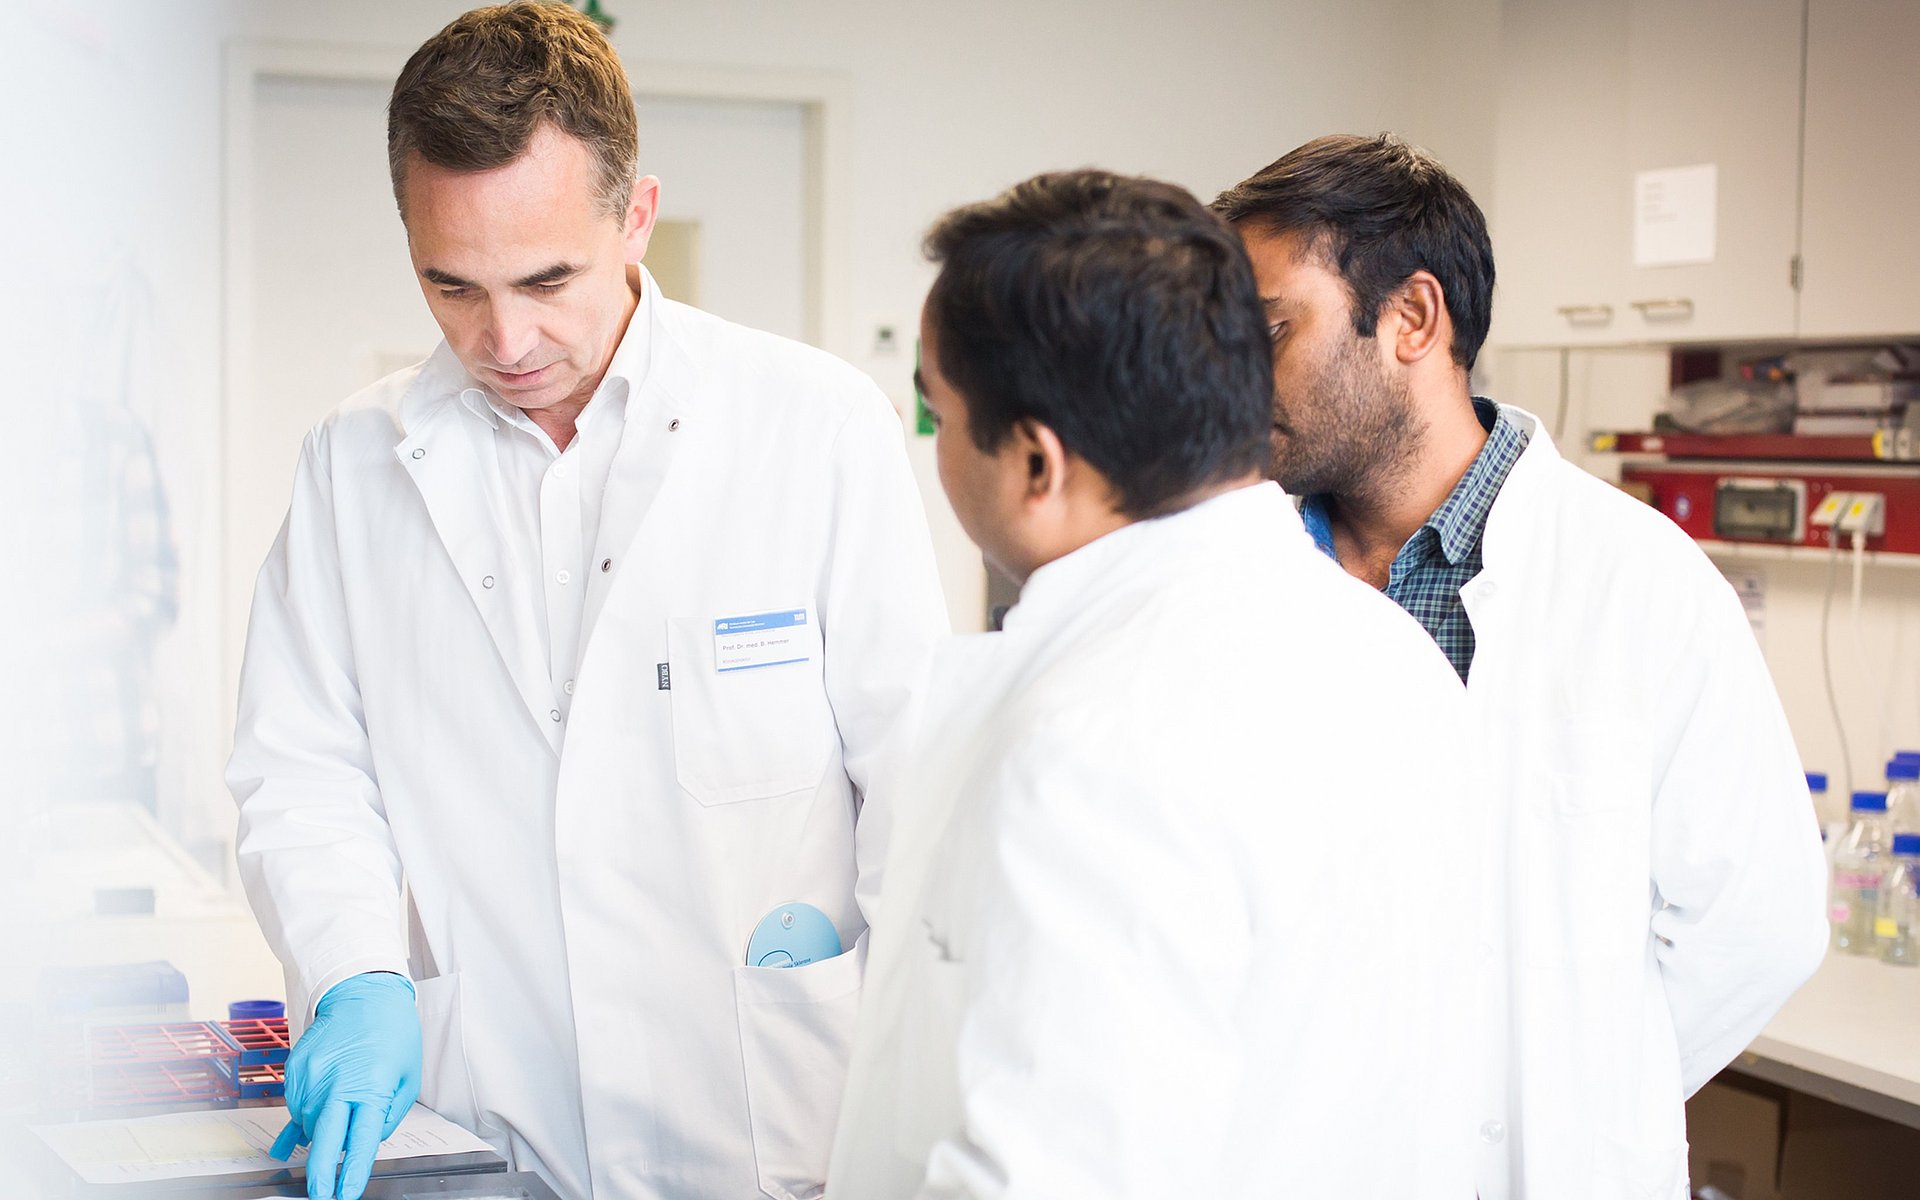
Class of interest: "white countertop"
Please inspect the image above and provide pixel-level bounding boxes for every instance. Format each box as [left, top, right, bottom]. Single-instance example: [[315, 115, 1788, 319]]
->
[[1736, 949, 1920, 1126]]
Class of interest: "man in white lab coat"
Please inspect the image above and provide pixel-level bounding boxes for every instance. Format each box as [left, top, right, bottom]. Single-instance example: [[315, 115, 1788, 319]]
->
[[228, 6, 945, 1200], [1214, 134, 1830, 1199], [828, 170, 1482, 1199]]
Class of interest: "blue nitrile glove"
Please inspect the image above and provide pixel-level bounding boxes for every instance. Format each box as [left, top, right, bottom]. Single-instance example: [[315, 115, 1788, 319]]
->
[[269, 971, 422, 1200]]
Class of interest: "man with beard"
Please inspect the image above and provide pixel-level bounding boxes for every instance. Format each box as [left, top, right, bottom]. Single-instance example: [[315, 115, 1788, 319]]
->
[[1214, 134, 1827, 1200]]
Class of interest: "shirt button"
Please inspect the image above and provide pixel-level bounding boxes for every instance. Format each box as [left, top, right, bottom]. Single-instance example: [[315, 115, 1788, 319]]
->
[[1480, 1120, 1505, 1144], [556, 569, 572, 585], [550, 709, 562, 722], [481, 575, 495, 589], [554, 462, 570, 479], [564, 680, 575, 695]]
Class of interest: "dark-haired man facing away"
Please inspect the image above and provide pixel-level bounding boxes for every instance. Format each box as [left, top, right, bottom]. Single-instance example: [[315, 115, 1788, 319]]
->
[[1215, 134, 1826, 1200], [828, 170, 1481, 1200], [228, 5, 945, 1198]]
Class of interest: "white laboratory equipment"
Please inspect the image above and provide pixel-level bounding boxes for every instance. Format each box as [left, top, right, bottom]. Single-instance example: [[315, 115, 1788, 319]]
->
[[1830, 791, 1892, 955], [1876, 834, 1920, 967], [1887, 756, 1920, 837]]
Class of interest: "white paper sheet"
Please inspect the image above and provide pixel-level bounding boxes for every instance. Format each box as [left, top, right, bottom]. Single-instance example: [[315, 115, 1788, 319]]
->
[[1634, 163, 1718, 268], [30, 1104, 495, 1186]]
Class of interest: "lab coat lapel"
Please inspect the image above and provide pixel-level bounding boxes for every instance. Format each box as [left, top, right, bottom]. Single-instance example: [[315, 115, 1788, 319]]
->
[[582, 301, 696, 641], [394, 360, 562, 756]]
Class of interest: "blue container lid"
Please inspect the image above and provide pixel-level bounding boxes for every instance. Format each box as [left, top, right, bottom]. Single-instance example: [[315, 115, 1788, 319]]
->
[[1852, 791, 1889, 812], [1895, 750, 1920, 761], [1806, 772, 1829, 791], [1889, 759, 1920, 782], [1894, 834, 1920, 856], [228, 999, 285, 1021]]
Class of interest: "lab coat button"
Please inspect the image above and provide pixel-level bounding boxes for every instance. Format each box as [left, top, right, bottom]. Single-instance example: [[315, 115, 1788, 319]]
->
[[550, 709, 562, 722], [668, 418, 681, 432], [1479, 1120, 1505, 1144], [554, 462, 569, 479], [600, 558, 612, 573], [556, 569, 572, 585], [410, 448, 426, 460], [564, 680, 574, 695], [1478, 581, 1497, 598], [481, 575, 495, 589]]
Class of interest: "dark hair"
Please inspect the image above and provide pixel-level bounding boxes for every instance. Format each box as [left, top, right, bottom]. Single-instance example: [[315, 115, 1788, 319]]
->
[[388, 2, 638, 220], [1212, 133, 1495, 370], [924, 170, 1272, 518]]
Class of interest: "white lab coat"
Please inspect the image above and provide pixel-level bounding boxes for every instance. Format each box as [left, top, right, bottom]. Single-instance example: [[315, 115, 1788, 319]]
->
[[1464, 409, 1828, 1200], [828, 483, 1483, 1200], [229, 279, 948, 1200]]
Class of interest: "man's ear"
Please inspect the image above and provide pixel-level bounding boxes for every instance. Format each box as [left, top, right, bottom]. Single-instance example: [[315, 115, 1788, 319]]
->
[[623, 175, 663, 264], [1384, 269, 1450, 366], [1010, 418, 1071, 503]]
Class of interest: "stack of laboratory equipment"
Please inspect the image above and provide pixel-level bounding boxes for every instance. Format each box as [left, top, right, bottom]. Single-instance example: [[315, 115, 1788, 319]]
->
[[1829, 791, 1891, 954], [1875, 834, 1920, 966]]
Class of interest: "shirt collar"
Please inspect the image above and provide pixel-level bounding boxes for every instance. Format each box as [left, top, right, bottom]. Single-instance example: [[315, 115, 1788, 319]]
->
[[1006, 483, 1298, 634], [457, 265, 655, 432], [1422, 397, 1519, 567]]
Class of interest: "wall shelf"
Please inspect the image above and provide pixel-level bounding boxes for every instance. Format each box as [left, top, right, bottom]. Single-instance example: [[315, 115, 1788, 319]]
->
[[1590, 431, 1907, 464]]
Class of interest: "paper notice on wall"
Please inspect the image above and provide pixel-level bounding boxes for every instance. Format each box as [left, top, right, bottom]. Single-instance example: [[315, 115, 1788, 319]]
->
[[1722, 566, 1767, 648], [1634, 164, 1717, 267]]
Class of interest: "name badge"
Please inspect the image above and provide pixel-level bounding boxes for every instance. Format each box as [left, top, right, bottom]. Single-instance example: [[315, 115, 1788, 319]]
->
[[714, 608, 811, 673]]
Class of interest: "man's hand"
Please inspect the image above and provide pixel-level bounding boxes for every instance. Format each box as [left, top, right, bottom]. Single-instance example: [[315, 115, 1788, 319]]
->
[[269, 972, 422, 1200]]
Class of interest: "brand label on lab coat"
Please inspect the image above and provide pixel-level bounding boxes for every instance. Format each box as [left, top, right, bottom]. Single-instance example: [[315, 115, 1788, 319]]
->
[[714, 609, 811, 673]]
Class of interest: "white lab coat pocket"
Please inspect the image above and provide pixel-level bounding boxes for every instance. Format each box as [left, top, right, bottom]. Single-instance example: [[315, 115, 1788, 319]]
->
[[667, 615, 836, 806], [1546, 716, 1647, 816], [1596, 1133, 1689, 1199], [733, 942, 867, 1200], [414, 973, 483, 1134]]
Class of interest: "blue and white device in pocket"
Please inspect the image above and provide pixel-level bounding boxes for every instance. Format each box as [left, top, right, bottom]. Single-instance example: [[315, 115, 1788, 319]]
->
[[745, 902, 842, 968]]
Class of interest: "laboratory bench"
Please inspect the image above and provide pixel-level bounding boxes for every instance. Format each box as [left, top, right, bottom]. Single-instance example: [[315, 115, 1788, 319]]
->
[[1690, 949, 1920, 1199]]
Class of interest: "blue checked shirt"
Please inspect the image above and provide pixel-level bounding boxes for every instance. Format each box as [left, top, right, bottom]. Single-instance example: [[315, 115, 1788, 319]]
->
[[1300, 399, 1528, 681]]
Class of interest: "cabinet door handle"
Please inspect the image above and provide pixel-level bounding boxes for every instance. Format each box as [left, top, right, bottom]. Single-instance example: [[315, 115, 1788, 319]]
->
[[1631, 297, 1694, 320], [1555, 304, 1614, 324]]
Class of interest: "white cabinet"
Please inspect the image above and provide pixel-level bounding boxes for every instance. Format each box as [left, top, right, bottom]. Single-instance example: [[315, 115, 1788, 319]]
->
[[1491, 0, 1634, 347], [1492, 0, 1805, 346], [1798, 0, 1920, 339]]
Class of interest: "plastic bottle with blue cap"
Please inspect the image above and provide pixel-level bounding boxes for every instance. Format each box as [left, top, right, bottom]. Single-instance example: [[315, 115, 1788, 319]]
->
[[1885, 756, 1920, 838], [1807, 772, 1843, 853], [1875, 834, 1920, 967], [1830, 791, 1891, 955]]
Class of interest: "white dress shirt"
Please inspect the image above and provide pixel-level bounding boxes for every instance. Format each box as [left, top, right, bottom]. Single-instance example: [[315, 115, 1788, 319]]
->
[[453, 277, 652, 731]]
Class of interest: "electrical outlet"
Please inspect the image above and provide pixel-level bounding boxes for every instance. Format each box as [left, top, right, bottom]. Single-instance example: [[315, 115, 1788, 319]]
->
[[1811, 492, 1851, 528], [1839, 493, 1886, 537]]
